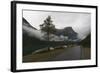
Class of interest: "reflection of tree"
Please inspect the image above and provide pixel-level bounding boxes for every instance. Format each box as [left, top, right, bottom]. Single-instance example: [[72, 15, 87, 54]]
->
[[40, 16, 56, 41]]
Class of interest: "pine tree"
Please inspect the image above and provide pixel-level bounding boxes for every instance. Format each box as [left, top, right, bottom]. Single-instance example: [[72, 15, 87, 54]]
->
[[40, 16, 56, 41]]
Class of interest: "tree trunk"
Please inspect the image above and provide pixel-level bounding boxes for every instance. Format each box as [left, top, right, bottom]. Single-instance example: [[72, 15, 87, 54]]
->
[[47, 27, 50, 50]]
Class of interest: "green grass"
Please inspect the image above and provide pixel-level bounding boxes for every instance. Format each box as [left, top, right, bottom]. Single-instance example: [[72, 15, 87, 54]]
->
[[23, 48, 65, 63]]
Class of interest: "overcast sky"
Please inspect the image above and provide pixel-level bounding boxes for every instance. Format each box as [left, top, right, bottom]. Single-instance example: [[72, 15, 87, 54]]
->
[[23, 10, 91, 39]]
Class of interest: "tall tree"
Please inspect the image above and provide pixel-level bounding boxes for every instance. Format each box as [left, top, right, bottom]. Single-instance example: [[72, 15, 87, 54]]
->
[[40, 16, 56, 41]]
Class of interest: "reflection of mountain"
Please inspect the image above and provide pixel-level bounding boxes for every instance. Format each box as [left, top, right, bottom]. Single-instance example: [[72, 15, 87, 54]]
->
[[80, 34, 91, 48]]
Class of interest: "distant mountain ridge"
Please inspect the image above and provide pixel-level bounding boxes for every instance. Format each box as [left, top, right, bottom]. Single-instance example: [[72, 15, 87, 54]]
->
[[23, 18, 37, 30], [55, 27, 78, 40], [23, 18, 78, 41], [23, 18, 45, 40]]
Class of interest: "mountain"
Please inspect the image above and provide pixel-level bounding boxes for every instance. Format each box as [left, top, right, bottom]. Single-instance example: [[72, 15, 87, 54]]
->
[[23, 18, 47, 55], [23, 18, 45, 40], [23, 18, 78, 41], [23, 18, 37, 30], [80, 34, 91, 48], [22, 18, 79, 56], [55, 27, 78, 40]]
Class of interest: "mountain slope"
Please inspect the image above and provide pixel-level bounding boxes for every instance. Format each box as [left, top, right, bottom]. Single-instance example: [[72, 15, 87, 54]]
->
[[23, 18, 45, 40], [80, 34, 91, 48], [23, 18, 37, 30], [55, 27, 78, 40]]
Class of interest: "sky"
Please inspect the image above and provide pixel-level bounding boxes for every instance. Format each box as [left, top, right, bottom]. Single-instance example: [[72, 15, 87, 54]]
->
[[23, 10, 91, 39]]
